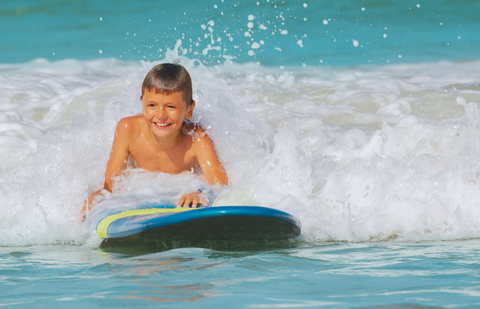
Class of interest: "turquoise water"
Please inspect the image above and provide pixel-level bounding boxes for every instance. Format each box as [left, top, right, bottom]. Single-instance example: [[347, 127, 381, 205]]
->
[[3, 241, 480, 308], [2, 0, 479, 65], [2, 0, 480, 308]]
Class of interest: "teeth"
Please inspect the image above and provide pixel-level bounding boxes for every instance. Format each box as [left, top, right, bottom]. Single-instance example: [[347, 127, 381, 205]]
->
[[155, 122, 170, 127]]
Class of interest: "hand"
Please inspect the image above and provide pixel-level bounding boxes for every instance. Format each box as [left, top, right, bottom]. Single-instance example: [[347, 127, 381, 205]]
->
[[177, 192, 207, 208], [81, 190, 103, 221]]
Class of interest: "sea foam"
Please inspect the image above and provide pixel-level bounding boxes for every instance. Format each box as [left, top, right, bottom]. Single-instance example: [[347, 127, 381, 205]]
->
[[1, 44, 480, 246]]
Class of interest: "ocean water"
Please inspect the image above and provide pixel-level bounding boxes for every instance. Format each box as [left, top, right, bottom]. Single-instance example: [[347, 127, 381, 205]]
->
[[1, 0, 480, 307]]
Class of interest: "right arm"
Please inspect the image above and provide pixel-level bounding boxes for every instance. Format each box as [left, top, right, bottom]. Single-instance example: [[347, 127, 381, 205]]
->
[[82, 118, 133, 219], [103, 118, 132, 192]]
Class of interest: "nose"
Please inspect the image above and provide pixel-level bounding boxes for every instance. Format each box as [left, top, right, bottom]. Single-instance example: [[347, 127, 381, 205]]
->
[[156, 107, 167, 120]]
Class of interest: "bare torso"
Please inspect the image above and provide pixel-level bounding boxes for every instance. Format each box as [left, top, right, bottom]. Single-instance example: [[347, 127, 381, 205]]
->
[[126, 115, 199, 174], [83, 89, 228, 219]]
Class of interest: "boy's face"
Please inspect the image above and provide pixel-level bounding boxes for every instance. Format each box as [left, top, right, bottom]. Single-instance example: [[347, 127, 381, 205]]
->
[[141, 89, 195, 139]]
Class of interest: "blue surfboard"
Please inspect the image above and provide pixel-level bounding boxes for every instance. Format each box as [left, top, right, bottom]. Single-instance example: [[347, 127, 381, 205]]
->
[[97, 205, 301, 253]]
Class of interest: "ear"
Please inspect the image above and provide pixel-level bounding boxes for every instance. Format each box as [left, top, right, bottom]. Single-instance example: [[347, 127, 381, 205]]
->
[[186, 101, 196, 120]]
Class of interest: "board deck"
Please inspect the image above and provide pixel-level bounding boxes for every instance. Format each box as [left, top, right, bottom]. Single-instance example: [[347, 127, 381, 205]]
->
[[97, 205, 301, 253]]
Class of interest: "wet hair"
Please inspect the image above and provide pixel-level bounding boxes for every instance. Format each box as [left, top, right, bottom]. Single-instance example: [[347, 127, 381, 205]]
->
[[141, 63, 193, 107]]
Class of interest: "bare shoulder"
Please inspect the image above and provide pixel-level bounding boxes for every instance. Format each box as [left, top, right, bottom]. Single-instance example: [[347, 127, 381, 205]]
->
[[116, 115, 144, 135], [189, 126, 220, 162], [112, 115, 145, 153], [188, 124, 212, 145], [188, 125, 228, 186]]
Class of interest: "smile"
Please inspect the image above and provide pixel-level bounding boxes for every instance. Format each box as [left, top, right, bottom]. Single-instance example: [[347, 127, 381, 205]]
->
[[154, 122, 172, 127]]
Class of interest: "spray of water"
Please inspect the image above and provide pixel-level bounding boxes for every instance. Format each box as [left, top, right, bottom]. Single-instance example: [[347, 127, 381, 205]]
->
[[1, 41, 480, 246]]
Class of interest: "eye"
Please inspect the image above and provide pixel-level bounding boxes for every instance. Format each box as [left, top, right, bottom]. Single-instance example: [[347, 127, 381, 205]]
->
[[167, 105, 176, 110]]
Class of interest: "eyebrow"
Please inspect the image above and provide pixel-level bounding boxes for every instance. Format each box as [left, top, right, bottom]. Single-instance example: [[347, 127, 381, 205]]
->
[[145, 100, 180, 105]]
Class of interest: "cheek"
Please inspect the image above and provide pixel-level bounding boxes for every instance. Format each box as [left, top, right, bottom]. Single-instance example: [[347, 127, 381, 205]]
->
[[141, 104, 148, 115], [143, 107, 155, 115]]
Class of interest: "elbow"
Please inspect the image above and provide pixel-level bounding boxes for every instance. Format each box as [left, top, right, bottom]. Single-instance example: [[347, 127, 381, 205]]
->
[[219, 175, 229, 186]]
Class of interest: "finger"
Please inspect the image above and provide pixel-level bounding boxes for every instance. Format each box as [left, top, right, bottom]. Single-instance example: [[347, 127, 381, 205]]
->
[[177, 195, 187, 207], [81, 201, 92, 221], [184, 196, 194, 207], [199, 199, 208, 206], [192, 196, 204, 208]]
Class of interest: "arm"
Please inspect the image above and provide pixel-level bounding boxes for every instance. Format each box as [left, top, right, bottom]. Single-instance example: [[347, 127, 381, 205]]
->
[[82, 118, 132, 219], [102, 118, 132, 192], [195, 132, 228, 186], [177, 132, 228, 208]]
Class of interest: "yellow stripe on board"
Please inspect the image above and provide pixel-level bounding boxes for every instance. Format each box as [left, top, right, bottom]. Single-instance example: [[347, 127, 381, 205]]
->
[[97, 207, 193, 238]]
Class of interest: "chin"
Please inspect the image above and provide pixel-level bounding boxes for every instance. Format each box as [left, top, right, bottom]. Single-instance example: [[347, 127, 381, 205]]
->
[[150, 125, 179, 138]]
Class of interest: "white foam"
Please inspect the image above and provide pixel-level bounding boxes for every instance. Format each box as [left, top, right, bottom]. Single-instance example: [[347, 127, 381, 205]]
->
[[2, 45, 480, 246]]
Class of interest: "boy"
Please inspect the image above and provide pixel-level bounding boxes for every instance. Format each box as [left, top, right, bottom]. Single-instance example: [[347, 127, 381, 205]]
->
[[83, 63, 228, 219]]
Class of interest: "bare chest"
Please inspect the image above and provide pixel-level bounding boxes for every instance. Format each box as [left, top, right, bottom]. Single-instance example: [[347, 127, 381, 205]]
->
[[128, 136, 197, 174]]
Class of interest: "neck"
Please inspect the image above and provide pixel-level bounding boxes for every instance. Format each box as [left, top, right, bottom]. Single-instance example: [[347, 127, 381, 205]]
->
[[147, 123, 187, 151], [156, 133, 183, 151]]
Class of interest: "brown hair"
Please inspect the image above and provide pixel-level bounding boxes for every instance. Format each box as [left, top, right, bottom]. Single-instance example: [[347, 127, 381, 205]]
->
[[141, 63, 193, 107]]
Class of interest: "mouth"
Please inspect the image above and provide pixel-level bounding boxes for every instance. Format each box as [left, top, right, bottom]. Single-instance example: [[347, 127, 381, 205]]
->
[[153, 122, 172, 128]]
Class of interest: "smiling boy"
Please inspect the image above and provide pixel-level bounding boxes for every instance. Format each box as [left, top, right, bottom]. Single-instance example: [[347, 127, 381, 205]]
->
[[83, 63, 228, 218]]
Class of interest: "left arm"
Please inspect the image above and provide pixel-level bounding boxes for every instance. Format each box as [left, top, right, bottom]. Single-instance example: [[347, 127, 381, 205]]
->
[[177, 132, 228, 207], [194, 133, 228, 186]]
